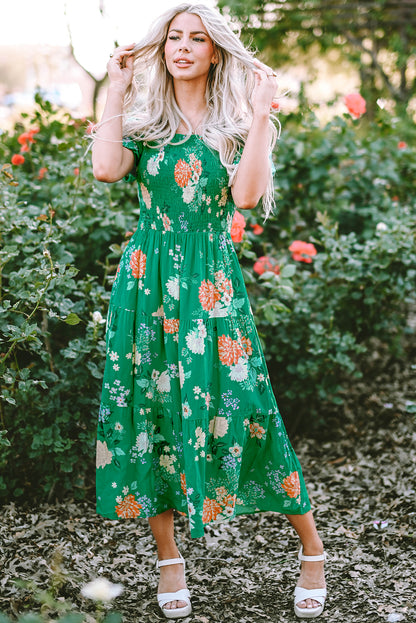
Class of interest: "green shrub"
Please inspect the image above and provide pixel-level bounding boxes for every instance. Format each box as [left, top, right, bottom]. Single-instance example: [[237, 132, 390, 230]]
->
[[241, 209, 416, 430], [0, 97, 138, 501]]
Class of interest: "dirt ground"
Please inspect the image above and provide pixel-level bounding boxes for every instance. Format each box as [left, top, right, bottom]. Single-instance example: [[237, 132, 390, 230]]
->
[[1, 340, 415, 623]]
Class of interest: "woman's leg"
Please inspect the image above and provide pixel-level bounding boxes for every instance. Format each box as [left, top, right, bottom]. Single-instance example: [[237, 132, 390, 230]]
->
[[286, 511, 326, 611], [148, 509, 188, 611]]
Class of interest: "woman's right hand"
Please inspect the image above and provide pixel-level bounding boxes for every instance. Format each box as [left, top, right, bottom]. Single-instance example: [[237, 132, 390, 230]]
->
[[107, 43, 136, 93]]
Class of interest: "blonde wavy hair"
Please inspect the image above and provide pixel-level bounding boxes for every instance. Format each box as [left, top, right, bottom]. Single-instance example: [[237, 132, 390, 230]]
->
[[121, 2, 278, 217]]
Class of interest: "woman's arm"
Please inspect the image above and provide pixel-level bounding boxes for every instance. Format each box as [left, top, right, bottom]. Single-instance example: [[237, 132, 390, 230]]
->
[[231, 60, 278, 210], [92, 44, 136, 183]]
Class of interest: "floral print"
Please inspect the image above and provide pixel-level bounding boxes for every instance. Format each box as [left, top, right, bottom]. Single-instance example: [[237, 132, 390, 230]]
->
[[96, 135, 310, 538]]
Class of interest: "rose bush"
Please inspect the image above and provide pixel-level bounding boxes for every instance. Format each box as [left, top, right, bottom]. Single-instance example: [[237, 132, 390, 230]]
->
[[0, 94, 415, 503]]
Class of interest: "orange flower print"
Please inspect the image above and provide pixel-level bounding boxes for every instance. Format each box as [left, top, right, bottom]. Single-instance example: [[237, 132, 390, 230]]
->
[[130, 248, 147, 279], [180, 472, 187, 496], [115, 494, 142, 518], [202, 497, 223, 524], [249, 422, 266, 439], [174, 159, 192, 188], [218, 334, 244, 366], [282, 471, 301, 499], [241, 336, 253, 357], [164, 318, 180, 334], [199, 279, 221, 311], [162, 214, 171, 231]]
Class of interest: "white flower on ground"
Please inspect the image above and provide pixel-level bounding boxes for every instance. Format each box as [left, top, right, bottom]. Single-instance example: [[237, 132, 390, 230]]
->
[[92, 311, 106, 324], [81, 577, 123, 602]]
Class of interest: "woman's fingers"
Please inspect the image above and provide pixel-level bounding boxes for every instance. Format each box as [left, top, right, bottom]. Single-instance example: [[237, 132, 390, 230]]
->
[[108, 44, 136, 68]]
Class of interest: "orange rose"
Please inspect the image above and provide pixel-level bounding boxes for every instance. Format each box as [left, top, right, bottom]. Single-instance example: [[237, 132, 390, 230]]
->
[[11, 154, 25, 165], [344, 93, 366, 119], [250, 223, 264, 235], [289, 240, 317, 264], [230, 210, 246, 243]]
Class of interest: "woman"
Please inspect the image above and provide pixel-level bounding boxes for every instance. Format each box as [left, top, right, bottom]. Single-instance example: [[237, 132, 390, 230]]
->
[[92, 3, 326, 619]]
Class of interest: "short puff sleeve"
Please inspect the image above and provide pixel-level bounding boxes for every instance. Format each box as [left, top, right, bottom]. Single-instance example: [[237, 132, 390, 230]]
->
[[122, 138, 143, 182]]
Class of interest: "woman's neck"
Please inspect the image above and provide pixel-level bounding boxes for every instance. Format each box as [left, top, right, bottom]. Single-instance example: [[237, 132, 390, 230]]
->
[[173, 79, 208, 133]]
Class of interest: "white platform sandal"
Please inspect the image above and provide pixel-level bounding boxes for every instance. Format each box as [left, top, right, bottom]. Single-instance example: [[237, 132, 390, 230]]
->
[[294, 546, 327, 619], [156, 553, 192, 619]]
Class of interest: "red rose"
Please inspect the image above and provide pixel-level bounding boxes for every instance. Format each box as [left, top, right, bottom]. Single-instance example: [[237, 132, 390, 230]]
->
[[230, 210, 246, 243], [11, 154, 25, 165], [38, 167, 48, 180], [74, 167, 80, 176], [398, 141, 407, 150], [289, 240, 317, 263], [344, 93, 366, 119]]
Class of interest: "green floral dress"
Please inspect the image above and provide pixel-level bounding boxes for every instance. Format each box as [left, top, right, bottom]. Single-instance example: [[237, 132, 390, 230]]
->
[[96, 134, 311, 538]]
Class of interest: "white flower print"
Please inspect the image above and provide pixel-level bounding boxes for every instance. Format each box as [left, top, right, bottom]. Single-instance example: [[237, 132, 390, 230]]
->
[[179, 361, 185, 388], [135, 432, 152, 456], [229, 357, 248, 382], [160, 454, 176, 474], [229, 444, 243, 457], [208, 301, 228, 318], [182, 401, 192, 419], [185, 329, 205, 355], [194, 426, 206, 450], [209, 416, 229, 439], [166, 276, 180, 300], [96, 440, 113, 469], [109, 351, 119, 361], [156, 370, 171, 393], [147, 148, 164, 176], [182, 184, 195, 204]]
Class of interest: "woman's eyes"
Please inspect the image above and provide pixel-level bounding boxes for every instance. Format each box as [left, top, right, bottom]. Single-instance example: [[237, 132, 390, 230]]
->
[[167, 35, 206, 42]]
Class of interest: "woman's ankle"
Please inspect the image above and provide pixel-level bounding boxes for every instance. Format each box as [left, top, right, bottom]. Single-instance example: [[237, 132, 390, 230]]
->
[[301, 538, 324, 557]]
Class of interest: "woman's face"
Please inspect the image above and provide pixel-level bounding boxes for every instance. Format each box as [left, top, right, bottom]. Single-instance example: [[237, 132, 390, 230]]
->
[[164, 12, 217, 83]]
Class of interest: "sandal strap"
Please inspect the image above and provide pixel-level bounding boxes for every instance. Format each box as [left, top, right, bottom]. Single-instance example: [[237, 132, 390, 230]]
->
[[298, 546, 327, 562], [158, 588, 191, 609], [156, 554, 185, 569], [294, 586, 327, 605]]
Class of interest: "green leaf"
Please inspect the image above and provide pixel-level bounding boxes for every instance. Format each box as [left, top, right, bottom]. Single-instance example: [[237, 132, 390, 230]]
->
[[64, 313, 81, 325]]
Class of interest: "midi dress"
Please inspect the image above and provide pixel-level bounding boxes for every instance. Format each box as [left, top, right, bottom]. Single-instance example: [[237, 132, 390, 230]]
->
[[96, 133, 311, 538]]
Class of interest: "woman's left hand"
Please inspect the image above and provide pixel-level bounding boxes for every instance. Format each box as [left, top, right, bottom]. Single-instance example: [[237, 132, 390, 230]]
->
[[251, 58, 278, 116]]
